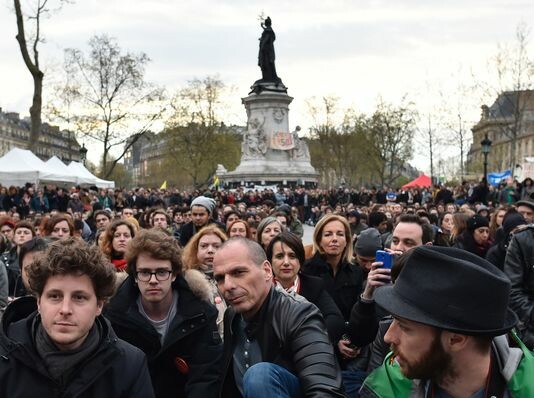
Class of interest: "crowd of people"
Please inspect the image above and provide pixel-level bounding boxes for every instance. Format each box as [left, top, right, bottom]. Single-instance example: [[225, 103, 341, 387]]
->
[[1, 178, 534, 397]]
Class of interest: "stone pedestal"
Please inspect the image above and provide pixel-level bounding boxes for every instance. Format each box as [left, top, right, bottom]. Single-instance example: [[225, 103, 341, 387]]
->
[[219, 84, 318, 187]]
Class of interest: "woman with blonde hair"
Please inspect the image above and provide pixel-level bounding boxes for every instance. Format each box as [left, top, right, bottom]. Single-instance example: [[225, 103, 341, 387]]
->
[[303, 214, 363, 322], [182, 225, 227, 337]]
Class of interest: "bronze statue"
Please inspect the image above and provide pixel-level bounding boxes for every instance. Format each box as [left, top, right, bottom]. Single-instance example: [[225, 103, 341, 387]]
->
[[258, 17, 280, 83]]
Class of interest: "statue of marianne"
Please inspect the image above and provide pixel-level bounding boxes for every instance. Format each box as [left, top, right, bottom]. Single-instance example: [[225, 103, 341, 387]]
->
[[258, 17, 281, 83]]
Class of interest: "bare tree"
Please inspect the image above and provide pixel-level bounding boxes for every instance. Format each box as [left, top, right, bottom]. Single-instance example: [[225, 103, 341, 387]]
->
[[306, 96, 373, 187], [13, 0, 69, 150], [163, 76, 241, 188], [50, 34, 164, 178], [367, 99, 417, 187]]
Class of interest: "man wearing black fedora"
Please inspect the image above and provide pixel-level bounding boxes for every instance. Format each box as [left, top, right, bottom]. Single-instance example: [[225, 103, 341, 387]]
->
[[360, 246, 533, 398]]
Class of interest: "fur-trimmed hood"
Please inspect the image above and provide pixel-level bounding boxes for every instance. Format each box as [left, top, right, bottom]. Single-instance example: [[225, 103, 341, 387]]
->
[[106, 271, 214, 318], [183, 269, 213, 302]]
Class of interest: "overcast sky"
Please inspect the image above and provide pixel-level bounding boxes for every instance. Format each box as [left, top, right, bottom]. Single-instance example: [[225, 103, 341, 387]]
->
[[1, 0, 532, 171]]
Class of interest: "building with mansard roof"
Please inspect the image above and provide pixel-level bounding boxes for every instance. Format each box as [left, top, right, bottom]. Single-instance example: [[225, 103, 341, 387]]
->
[[0, 107, 82, 162], [467, 90, 534, 176]]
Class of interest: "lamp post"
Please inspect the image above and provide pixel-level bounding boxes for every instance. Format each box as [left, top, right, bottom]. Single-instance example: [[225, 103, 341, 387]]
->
[[79, 143, 88, 166], [480, 133, 492, 185]]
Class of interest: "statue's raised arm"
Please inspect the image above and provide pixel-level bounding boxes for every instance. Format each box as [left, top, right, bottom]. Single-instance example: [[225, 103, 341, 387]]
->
[[258, 17, 280, 83]]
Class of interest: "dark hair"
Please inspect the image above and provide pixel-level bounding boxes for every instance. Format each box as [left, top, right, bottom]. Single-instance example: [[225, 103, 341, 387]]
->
[[397, 214, 434, 244], [225, 210, 242, 221], [173, 206, 189, 218], [27, 237, 116, 301], [273, 211, 290, 225], [438, 212, 453, 232], [100, 220, 136, 259], [471, 335, 493, 354], [19, 237, 49, 266], [74, 219, 84, 232], [44, 214, 74, 236], [14, 220, 36, 236], [0, 233, 10, 253], [266, 231, 305, 266], [368, 212, 387, 228], [94, 210, 111, 221], [151, 208, 171, 226], [126, 229, 182, 277]]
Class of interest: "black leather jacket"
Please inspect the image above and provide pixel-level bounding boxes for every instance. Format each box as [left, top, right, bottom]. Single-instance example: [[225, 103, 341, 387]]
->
[[220, 287, 345, 398], [503, 226, 534, 349]]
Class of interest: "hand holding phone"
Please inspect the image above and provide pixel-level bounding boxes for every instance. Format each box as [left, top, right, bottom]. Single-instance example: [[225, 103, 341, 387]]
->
[[375, 250, 393, 269]]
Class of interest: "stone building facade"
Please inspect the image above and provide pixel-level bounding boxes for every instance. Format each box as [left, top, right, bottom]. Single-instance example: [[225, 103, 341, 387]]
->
[[468, 90, 534, 175], [124, 126, 245, 187], [0, 107, 82, 162]]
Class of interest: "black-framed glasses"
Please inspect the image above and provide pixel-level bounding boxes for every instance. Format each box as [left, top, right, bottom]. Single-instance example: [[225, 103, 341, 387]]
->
[[136, 270, 173, 282]]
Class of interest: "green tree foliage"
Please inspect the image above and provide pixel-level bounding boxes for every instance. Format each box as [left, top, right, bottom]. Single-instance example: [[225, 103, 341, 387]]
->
[[162, 76, 241, 189]]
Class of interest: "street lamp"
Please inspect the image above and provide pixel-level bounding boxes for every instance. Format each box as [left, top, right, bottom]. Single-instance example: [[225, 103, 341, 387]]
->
[[480, 133, 492, 185], [79, 143, 88, 166]]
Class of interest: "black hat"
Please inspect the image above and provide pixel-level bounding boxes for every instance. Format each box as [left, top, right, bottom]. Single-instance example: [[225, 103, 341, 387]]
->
[[503, 213, 526, 236], [347, 210, 360, 219], [467, 215, 489, 231], [374, 246, 517, 335], [355, 228, 382, 257], [516, 199, 534, 211]]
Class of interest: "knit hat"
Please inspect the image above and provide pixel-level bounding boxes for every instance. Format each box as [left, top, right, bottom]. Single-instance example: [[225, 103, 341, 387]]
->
[[191, 196, 216, 214], [355, 228, 382, 257], [516, 199, 534, 211], [467, 215, 489, 231], [477, 205, 490, 214]]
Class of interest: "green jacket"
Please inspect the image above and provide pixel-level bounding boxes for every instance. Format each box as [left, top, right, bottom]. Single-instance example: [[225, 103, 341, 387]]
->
[[360, 331, 534, 398]]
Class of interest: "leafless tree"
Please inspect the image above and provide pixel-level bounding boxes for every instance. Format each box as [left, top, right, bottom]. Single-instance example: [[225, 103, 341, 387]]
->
[[49, 34, 164, 178], [13, 0, 69, 150]]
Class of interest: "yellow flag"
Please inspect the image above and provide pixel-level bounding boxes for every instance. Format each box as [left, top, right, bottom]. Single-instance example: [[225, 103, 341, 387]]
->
[[160, 180, 167, 190], [214, 176, 220, 187]]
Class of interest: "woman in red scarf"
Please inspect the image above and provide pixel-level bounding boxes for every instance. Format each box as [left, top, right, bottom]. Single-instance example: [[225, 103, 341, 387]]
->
[[100, 220, 136, 271]]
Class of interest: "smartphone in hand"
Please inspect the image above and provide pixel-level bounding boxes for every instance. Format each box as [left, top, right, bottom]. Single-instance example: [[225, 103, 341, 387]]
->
[[375, 250, 393, 269]]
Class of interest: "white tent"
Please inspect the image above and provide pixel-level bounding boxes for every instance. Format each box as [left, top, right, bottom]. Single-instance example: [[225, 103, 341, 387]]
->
[[45, 156, 94, 186], [0, 148, 73, 186], [67, 161, 115, 188]]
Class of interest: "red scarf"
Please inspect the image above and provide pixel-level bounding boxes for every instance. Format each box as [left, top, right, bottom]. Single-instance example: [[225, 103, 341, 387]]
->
[[111, 258, 127, 271]]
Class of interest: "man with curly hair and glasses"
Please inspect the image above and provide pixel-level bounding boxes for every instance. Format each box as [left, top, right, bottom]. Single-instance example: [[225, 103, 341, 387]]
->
[[105, 229, 222, 398]]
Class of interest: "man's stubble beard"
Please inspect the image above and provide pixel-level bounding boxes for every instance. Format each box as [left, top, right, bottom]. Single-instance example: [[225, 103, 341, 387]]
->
[[392, 331, 457, 385]]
